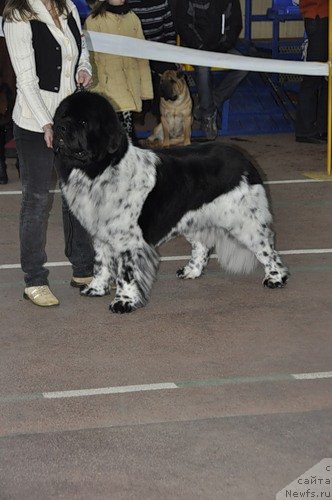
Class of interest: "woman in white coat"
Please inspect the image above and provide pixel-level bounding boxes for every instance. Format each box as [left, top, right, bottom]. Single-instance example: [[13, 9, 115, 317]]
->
[[3, 0, 95, 306]]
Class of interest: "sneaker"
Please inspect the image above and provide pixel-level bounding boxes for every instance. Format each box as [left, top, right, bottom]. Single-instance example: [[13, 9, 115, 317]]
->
[[23, 285, 59, 307], [201, 110, 218, 141], [70, 276, 93, 289], [295, 134, 327, 144]]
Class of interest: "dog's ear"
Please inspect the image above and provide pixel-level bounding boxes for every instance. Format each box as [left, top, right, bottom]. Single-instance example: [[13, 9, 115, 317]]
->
[[176, 70, 185, 79], [108, 130, 123, 153], [107, 119, 127, 153]]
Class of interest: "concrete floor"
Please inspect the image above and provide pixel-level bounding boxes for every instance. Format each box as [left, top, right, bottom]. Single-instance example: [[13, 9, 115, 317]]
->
[[0, 133, 331, 499]]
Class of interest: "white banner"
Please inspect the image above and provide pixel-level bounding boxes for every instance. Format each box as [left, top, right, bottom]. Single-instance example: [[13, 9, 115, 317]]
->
[[85, 31, 328, 77], [0, 16, 328, 77]]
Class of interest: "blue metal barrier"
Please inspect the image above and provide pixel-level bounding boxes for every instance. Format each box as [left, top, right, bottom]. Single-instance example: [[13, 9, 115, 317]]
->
[[267, 0, 301, 18]]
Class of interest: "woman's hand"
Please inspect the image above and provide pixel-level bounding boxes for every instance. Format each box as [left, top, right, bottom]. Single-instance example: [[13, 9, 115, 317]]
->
[[77, 69, 92, 88], [43, 123, 53, 148]]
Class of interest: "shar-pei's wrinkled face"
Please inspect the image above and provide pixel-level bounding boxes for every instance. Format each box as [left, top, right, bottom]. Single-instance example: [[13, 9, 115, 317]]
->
[[53, 91, 126, 175], [159, 70, 187, 101]]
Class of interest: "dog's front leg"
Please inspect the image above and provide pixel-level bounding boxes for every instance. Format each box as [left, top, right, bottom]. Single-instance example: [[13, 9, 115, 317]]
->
[[80, 240, 116, 297], [183, 115, 192, 146], [161, 115, 170, 148], [110, 245, 159, 314]]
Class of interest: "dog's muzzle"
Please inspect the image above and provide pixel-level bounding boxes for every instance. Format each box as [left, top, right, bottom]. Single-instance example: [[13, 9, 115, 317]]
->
[[160, 80, 178, 101], [160, 90, 178, 101], [53, 133, 65, 153]]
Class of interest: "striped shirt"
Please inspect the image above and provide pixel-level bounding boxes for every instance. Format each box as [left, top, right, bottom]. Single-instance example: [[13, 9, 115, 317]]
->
[[127, 0, 176, 44]]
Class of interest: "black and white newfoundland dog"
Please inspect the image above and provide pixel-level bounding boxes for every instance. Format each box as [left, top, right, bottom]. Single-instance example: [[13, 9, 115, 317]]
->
[[53, 91, 288, 313]]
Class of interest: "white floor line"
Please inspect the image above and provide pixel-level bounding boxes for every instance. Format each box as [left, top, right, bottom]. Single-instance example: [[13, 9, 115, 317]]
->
[[43, 383, 178, 399], [278, 249, 332, 255], [265, 179, 323, 185], [0, 178, 329, 196], [163, 249, 332, 261], [1, 370, 331, 403], [292, 371, 332, 380], [41, 371, 332, 400], [1, 249, 332, 270], [0, 189, 60, 195]]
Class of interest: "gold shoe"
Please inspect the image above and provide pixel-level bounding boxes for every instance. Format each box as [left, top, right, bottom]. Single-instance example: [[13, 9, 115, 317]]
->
[[70, 276, 93, 288], [23, 285, 59, 307]]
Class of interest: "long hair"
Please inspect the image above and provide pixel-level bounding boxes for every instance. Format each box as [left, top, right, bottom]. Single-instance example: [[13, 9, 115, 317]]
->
[[89, 1, 130, 19], [89, 1, 108, 19], [3, 0, 69, 21]]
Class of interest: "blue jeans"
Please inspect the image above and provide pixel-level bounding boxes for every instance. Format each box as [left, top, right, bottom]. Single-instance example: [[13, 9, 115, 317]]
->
[[14, 124, 94, 287], [195, 48, 248, 118]]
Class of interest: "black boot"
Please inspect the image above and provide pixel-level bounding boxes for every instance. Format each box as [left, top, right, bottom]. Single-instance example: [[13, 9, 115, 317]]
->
[[0, 160, 8, 184]]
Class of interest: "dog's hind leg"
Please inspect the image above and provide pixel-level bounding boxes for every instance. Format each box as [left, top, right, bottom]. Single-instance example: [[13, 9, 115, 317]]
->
[[110, 244, 160, 314], [212, 183, 289, 288], [80, 240, 116, 297], [226, 219, 289, 289], [147, 123, 163, 145], [176, 240, 211, 279]]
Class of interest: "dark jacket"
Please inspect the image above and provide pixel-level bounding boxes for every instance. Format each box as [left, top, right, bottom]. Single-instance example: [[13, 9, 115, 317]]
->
[[30, 13, 81, 92], [175, 0, 243, 52]]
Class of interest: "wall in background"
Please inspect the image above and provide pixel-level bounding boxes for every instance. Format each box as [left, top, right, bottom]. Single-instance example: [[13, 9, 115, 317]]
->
[[239, 0, 304, 39]]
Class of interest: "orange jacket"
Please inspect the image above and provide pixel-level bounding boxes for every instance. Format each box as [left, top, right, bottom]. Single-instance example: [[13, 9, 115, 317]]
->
[[299, 0, 328, 18]]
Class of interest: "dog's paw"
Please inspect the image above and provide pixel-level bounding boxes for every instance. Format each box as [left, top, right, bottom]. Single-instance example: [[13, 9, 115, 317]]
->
[[263, 274, 288, 289], [80, 284, 110, 297], [109, 300, 136, 314], [176, 266, 202, 279]]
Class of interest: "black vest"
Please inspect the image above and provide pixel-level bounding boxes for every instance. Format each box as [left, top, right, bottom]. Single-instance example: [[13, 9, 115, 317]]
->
[[30, 13, 81, 93]]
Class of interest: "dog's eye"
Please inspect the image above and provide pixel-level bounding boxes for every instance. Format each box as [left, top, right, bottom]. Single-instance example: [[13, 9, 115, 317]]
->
[[74, 150, 85, 158], [79, 120, 87, 127]]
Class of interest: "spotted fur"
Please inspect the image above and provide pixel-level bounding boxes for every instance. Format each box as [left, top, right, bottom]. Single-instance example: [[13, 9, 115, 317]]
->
[[53, 91, 288, 313]]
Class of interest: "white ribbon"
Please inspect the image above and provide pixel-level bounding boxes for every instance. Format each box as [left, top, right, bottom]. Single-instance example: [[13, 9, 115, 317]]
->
[[85, 31, 328, 76], [0, 16, 328, 77]]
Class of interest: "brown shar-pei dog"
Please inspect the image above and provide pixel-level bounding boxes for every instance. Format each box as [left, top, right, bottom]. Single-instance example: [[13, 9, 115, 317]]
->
[[147, 70, 193, 147]]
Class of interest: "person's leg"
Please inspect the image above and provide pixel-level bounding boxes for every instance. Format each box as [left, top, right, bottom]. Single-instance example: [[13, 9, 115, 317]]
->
[[0, 126, 8, 184], [316, 78, 328, 137], [151, 69, 162, 120], [62, 196, 94, 279], [296, 75, 320, 138], [194, 65, 215, 118], [14, 124, 54, 287], [194, 66, 218, 140], [212, 48, 248, 108], [295, 16, 328, 140], [315, 17, 328, 137]]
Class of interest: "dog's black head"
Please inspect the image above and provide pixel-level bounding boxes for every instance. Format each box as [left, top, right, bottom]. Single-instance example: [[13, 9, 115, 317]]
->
[[53, 91, 128, 180]]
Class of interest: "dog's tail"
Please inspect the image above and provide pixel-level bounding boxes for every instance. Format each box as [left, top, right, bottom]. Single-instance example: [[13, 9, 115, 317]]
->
[[135, 243, 160, 306], [215, 229, 257, 274]]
